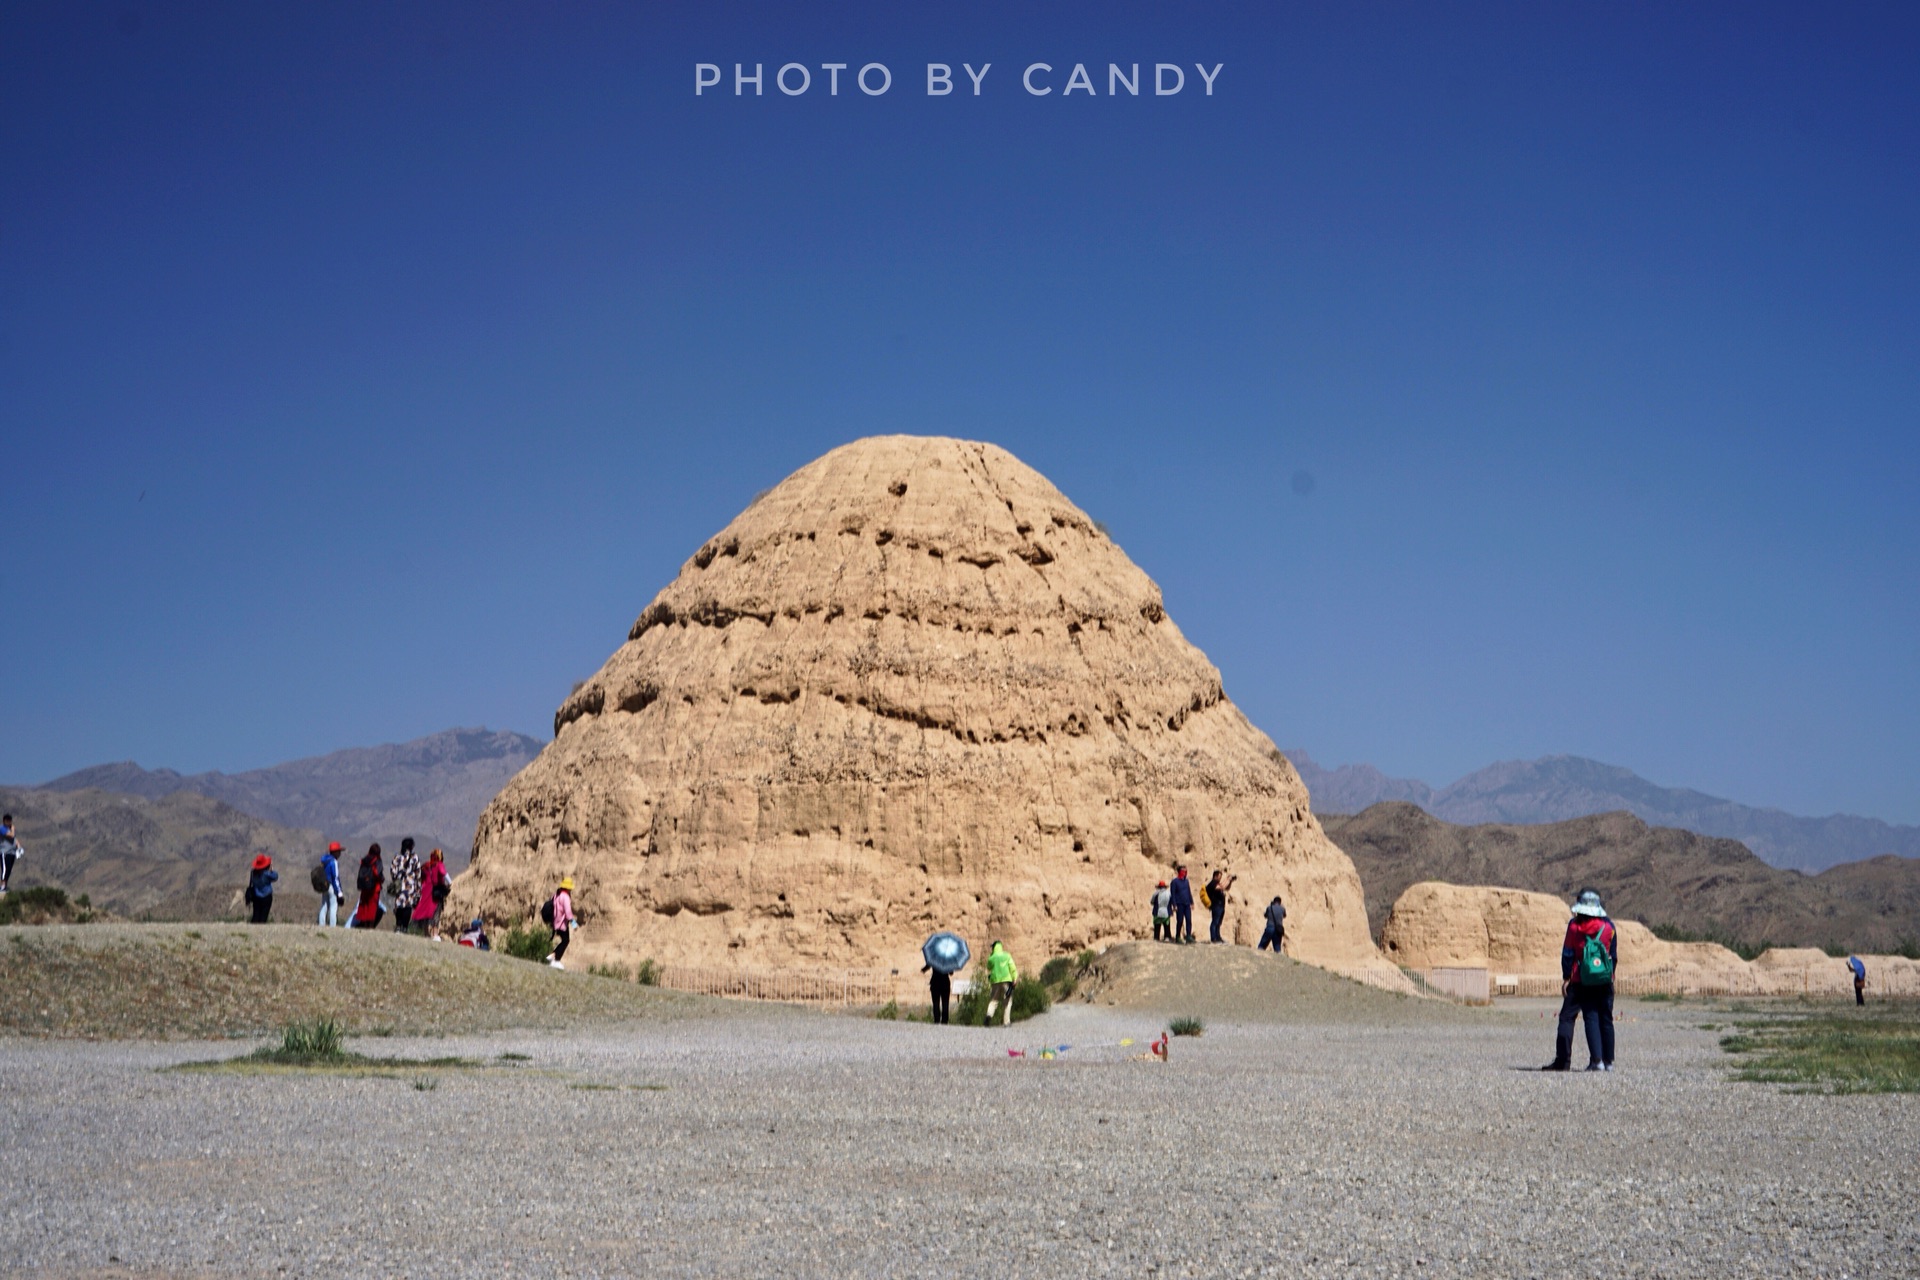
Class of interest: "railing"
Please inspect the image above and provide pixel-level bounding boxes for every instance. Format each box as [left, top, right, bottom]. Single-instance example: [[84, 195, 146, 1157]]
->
[[1421, 967, 1491, 1004], [1498, 966, 1920, 1000], [655, 963, 904, 1007]]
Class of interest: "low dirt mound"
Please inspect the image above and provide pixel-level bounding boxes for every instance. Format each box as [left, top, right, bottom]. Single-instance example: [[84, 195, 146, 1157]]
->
[[0, 924, 738, 1040], [1070, 941, 1475, 1024]]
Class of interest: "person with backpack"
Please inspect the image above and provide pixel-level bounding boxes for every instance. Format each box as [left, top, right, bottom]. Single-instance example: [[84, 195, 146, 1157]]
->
[[1168, 866, 1195, 943], [244, 853, 278, 924], [349, 844, 385, 929], [1258, 896, 1288, 954], [1204, 869, 1236, 943], [414, 848, 450, 940], [982, 941, 1019, 1026], [314, 842, 345, 926], [388, 838, 422, 933], [1544, 888, 1617, 1072], [1151, 881, 1173, 942], [1847, 955, 1867, 1006], [0, 814, 20, 895], [544, 876, 576, 968]]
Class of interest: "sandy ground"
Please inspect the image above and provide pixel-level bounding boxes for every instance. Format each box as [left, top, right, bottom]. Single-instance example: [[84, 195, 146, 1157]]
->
[[1, 977, 1914, 1279]]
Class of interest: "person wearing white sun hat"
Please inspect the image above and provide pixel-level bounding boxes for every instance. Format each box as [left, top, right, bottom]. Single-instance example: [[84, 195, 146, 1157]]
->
[[1543, 888, 1618, 1072]]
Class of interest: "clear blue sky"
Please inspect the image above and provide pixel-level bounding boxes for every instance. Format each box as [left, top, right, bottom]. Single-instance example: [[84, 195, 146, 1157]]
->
[[4, 3, 1917, 822]]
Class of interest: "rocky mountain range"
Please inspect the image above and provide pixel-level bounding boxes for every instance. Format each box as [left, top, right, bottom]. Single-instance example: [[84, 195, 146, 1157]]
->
[[39, 726, 542, 859], [1287, 750, 1920, 873], [1323, 801, 1919, 954], [0, 785, 324, 920]]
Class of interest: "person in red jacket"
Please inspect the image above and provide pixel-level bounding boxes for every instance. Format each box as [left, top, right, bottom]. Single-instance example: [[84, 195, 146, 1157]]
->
[[1544, 888, 1618, 1072]]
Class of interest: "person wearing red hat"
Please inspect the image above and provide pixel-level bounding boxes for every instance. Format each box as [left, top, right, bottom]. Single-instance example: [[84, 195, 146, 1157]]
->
[[245, 853, 278, 925], [317, 842, 345, 927], [1151, 880, 1173, 941]]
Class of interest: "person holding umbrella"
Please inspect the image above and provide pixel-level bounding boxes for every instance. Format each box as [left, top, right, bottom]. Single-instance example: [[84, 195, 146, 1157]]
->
[[921, 932, 969, 1024]]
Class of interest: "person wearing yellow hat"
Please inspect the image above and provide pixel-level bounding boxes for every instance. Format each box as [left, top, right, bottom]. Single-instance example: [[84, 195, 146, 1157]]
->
[[545, 876, 578, 969], [245, 853, 278, 925]]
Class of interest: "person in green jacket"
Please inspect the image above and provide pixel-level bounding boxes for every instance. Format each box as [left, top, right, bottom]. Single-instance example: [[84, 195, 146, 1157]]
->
[[983, 941, 1018, 1026]]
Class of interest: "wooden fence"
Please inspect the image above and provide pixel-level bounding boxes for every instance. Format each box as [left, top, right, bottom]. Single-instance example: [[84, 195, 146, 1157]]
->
[[655, 964, 905, 1007], [1500, 966, 1920, 1000]]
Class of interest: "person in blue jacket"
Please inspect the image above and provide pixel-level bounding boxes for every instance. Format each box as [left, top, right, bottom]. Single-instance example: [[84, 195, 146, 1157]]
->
[[1167, 865, 1195, 943], [318, 842, 345, 927], [1848, 955, 1867, 1006]]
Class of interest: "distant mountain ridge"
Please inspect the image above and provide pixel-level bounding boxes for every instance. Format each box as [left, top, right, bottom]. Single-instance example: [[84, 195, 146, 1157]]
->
[[38, 727, 543, 859], [1322, 802, 1919, 953], [1285, 750, 1920, 873]]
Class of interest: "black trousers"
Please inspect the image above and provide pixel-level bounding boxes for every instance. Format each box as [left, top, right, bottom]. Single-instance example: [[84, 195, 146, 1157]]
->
[[249, 895, 272, 924], [929, 983, 950, 1024], [1855, 979, 1866, 1006], [1153, 916, 1170, 941], [1554, 982, 1615, 1067], [551, 926, 571, 961]]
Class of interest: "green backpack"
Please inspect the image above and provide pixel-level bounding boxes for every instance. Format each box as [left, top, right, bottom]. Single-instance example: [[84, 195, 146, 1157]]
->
[[1579, 929, 1616, 985]]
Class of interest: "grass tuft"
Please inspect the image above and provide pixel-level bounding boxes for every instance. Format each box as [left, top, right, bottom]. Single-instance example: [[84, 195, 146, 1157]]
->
[[875, 999, 899, 1020], [249, 1018, 346, 1064], [1168, 1016, 1206, 1038], [634, 958, 660, 986]]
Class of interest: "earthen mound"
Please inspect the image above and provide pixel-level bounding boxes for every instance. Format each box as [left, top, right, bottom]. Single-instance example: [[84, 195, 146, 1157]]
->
[[454, 436, 1399, 985]]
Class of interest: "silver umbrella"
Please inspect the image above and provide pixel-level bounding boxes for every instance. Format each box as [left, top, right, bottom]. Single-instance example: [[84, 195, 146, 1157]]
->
[[922, 932, 970, 975]]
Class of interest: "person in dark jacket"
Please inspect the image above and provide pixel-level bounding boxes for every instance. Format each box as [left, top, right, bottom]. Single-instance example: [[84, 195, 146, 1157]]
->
[[245, 853, 278, 924], [1545, 888, 1617, 1072], [1848, 955, 1867, 1006], [1258, 896, 1288, 953], [349, 844, 384, 929], [1168, 866, 1195, 943], [920, 959, 952, 1024], [1205, 869, 1236, 943]]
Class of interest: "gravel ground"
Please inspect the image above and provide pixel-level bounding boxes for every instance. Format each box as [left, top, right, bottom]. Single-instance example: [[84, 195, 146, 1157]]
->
[[1, 993, 1913, 1278]]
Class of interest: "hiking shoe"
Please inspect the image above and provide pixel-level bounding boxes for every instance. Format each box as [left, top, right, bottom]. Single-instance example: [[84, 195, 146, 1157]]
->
[[1584, 1063, 1604, 1072], [1541, 1061, 1570, 1072], [1602, 1063, 1614, 1072]]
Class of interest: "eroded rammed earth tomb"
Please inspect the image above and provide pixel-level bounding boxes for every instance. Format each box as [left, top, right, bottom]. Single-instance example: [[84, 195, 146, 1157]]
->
[[454, 436, 1403, 985]]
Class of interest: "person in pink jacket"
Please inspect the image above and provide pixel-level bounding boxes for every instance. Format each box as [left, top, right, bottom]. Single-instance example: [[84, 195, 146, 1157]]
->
[[413, 848, 450, 940], [545, 876, 577, 969]]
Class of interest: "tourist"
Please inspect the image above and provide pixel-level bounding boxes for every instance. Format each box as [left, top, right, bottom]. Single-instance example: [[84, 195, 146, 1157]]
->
[[245, 853, 278, 924], [982, 941, 1018, 1026], [921, 958, 952, 1024], [1258, 895, 1287, 953], [457, 917, 491, 950], [414, 848, 450, 940], [1544, 888, 1617, 1072], [388, 838, 421, 933], [1168, 866, 1195, 943], [1205, 869, 1236, 943], [349, 843, 385, 929], [317, 842, 345, 926], [545, 876, 576, 968], [0, 813, 19, 895], [1848, 954, 1867, 1006], [1151, 880, 1172, 942]]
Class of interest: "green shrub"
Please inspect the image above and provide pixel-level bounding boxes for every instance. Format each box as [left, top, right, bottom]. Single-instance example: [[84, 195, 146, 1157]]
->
[[1649, 922, 1771, 962], [0, 886, 73, 925], [587, 963, 629, 981], [502, 922, 555, 962], [1039, 956, 1075, 986], [955, 974, 1051, 1026], [635, 958, 660, 986], [1169, 1016, 1206, 1038], [875, 999, 900, 1020]]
